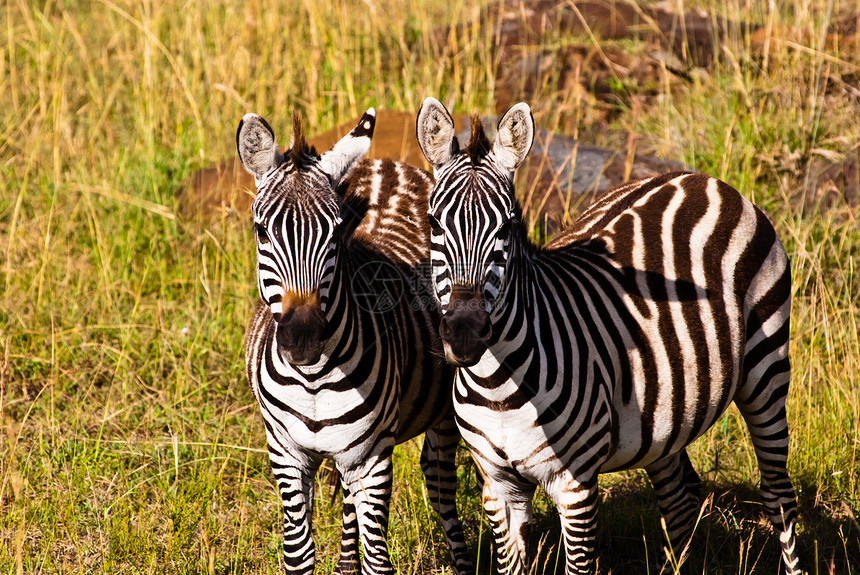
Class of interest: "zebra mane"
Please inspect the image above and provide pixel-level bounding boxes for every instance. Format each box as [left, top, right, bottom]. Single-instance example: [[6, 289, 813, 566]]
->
[[510, 202, 540, 258], [288, 111, 318, 170], [337, 188, 370, 244], [465, 112, 491, 166]]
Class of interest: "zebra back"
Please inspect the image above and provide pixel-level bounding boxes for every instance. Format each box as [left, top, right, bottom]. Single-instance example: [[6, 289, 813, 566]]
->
[[340, 157, 451, 441]]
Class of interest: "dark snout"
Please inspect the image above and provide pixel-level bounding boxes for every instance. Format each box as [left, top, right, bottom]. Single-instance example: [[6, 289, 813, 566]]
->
[[439, 288, 492, 367], [276, 303, 327, 366]]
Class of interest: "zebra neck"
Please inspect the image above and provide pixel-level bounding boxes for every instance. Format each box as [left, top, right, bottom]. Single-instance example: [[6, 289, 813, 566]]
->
[[327, 251, 365, 336], [487, 234, 536, 352]]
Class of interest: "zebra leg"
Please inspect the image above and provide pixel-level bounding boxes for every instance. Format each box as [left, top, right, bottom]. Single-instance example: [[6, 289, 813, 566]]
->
[[736, 317, 803, 574], [341, 444, 396, 575], [269, 453, 321, 575], [736, 394, 802, 575], [482, 476, 534, 575], [421, 421, 475, 575], [336, 477, 361, 575], [644, 449, 703, 569], [550, 474, 600, 575]]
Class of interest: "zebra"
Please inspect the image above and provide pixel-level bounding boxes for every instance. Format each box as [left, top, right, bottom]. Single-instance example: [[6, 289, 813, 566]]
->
[[415, 97, 803, 575], [237, 108, 474, 575]]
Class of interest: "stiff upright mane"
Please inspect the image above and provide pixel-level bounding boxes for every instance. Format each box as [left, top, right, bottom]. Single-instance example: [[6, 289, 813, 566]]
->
[[465, 112, 491, 166], [289, 111, 318, 169]]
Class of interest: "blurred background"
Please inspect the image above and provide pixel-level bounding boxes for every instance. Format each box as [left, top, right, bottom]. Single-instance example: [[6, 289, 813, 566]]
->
[[1, 0, 858, 573]]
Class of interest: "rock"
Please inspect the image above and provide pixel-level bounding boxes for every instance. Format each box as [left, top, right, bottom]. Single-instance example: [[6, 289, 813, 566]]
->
[[800, 145, 860, 211], [177, 2, 860, 225], [471, 120, 687, 236], [443, 0, 744, 117], [176, 152, 252, 223]]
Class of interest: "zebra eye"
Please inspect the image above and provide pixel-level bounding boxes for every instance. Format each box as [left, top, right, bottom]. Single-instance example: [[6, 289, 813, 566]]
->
[[497, 218, 513, 240], [428, 213, 444, 236], [254, 223, 270, 245]]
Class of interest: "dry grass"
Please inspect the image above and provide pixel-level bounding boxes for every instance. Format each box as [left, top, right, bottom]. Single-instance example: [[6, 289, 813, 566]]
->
[[1, 0, 858, 573]]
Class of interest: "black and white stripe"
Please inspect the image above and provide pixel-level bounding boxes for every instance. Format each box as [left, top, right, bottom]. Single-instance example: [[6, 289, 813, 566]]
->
[[417, 98, 802, 575], [238, 109, 473, 575]]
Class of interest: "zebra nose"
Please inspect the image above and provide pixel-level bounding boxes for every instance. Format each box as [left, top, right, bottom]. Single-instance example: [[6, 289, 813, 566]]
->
[[275, 304, 327, 365], [439, 314, 452, 341], [441, 309, 490, 339], [474, 310, 491, 339], [439, 304, 492, 367]]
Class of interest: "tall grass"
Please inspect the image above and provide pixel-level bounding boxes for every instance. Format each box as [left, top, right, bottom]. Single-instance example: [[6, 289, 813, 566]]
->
[[1, 0, 858, 573]]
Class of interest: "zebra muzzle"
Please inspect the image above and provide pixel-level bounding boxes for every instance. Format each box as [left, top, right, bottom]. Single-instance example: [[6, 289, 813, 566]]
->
[[275, 302, 328, 366], [439, 288, 492, 367]]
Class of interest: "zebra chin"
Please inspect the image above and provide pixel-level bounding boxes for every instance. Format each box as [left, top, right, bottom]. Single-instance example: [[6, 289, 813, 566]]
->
[[441, 340, 487, 368], [279, 344, 324, 367]]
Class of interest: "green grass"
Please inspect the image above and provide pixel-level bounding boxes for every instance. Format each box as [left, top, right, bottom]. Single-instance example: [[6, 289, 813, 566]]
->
[[1, 0, 858, 573]]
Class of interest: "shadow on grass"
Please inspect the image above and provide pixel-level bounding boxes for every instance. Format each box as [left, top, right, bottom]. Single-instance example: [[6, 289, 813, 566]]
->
[[466, 477, 859, 575]]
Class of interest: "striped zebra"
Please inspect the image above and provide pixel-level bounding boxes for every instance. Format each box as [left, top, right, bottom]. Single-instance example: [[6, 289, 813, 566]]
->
[[237, 109, 473, 575], [415, 97, 803, 575]]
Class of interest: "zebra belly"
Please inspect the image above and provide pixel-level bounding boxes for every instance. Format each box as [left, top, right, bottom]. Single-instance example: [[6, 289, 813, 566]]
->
[[455, 378, 608, 486], [595, 287, 746, 471], [601, 376, 738, 472]]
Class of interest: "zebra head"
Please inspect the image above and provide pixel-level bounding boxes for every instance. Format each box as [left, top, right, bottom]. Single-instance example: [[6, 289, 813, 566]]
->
[[237, 109, 375, 366], [417, 98, 534, 367]]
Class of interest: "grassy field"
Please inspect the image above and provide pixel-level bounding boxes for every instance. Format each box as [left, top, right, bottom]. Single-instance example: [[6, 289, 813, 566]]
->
[[1, 0, 858, 573]]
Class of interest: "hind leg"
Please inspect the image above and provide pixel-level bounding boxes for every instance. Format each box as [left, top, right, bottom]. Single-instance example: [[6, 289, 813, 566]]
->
[[644, 449, 703, 568], [421, 419, 475, 575], [736, 391, 801, 575], [737, 310, 802, 575]]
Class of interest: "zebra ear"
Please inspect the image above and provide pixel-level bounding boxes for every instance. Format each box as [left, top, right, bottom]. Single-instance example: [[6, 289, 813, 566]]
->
[[493, 103, 534, 174], [237, 113, 282, 181], [319, 108, 375, 185], [416, 97, 457, 171]]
